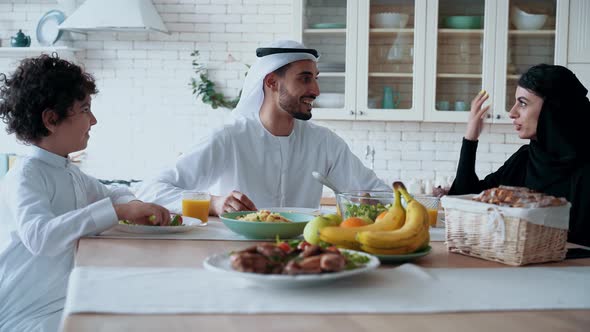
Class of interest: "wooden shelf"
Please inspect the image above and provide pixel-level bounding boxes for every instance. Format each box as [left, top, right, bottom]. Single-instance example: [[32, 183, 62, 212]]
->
[[370, 28, 414, 34], [318, 72, 345, 77], [507, 74, 520, 80], [438, 29, 484, 34], [508, 29, 555, 35], [437, 73, 482, 79], [369, 72, 413, 78], [303, 29, 346, 34]]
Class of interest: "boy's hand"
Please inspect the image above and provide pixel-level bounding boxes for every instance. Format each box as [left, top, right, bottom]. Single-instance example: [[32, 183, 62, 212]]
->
[[114, 201, 171, 226]]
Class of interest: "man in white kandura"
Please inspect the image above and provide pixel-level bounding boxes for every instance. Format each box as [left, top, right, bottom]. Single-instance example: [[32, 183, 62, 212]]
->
[[137, 40, 389, 216]]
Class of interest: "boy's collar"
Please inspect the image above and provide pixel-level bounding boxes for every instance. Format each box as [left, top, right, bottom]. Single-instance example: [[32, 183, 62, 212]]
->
[[29, 145, 70, 168]]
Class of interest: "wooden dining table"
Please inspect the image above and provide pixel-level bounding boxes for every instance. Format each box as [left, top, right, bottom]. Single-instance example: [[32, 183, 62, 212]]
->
[[62, 217, 590, 332]]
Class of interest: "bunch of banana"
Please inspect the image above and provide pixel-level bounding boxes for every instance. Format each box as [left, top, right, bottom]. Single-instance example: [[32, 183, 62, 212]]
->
[[356, 181, 430, 255], [318, 188, 406, 250]]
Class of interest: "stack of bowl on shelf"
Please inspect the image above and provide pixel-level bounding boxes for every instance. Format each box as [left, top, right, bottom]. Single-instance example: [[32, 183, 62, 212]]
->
[[442, 16, 483, 29], [314, 92, 345, 108], [370, 12, 410, 28], [510, 6, 547, 30]]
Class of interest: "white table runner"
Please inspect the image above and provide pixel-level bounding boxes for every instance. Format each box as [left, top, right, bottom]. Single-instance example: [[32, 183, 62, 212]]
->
[[96, 221, 257, 241], [95, 221, 447, 242], [64, 264, 590, 315]]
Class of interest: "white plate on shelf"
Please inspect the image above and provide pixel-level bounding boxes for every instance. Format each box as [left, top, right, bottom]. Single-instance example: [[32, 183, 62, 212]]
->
[[203, 249, 380, 287], [112, 216, 205, 234], [317, 62, 346, 72], [36, 10, 66, 46]]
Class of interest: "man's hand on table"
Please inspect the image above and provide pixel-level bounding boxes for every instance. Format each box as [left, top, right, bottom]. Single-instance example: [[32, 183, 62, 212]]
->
[[210, 191, 257, 216]]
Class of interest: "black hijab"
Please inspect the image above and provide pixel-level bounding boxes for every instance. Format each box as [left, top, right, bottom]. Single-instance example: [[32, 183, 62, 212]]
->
[[518, 64, 590, 196]]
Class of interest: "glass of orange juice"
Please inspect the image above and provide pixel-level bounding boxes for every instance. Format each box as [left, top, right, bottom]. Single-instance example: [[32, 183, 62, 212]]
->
[[182, 191, 210, 225], [415, 195, 441, 227]]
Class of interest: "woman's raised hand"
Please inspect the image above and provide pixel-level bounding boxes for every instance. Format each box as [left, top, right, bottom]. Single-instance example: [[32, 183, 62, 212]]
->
[[465, 90, 491, 141]]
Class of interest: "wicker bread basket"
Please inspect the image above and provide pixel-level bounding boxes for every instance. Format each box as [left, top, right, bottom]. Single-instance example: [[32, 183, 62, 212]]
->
[[441, 194, 570, 266]]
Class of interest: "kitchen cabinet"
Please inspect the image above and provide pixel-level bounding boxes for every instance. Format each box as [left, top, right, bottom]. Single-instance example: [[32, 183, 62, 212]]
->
[[488, 0, 569, 124], [292, 0, 358, 120], [293, 0, 569, 123], [567, 0, 590, 63], [293, 0, 427, 121], [566, 0, 590, 95]]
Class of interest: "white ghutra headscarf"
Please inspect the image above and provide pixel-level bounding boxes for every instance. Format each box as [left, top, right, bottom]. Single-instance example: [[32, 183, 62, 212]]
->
[[234, 40, 319, 117]]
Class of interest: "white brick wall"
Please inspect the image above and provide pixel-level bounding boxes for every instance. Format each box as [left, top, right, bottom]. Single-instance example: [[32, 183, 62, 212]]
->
[[0, 0, 525, 192]]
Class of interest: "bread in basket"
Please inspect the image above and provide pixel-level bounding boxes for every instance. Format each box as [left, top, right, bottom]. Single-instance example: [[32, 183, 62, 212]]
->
[[441, 186, 570, 266]]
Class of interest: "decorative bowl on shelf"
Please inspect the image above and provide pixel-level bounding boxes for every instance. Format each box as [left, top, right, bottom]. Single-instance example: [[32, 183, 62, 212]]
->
[[510, 7, 547, 30], [10, 30, 31, 47], [443, 16, 483, 29], [314, 92, 345, 108], [370, 12, 410, 28]]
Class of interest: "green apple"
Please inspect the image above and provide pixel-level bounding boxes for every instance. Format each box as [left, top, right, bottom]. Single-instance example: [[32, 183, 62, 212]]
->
[[303, 215, 339, 245], [323, 213, 342, 226]]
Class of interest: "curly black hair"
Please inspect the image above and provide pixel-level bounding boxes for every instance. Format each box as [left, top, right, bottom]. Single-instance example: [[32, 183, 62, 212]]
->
[[0, 53, 98, 143]]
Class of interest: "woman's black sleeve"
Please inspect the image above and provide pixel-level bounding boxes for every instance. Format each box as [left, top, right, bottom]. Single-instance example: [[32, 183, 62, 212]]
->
[[567, 165, 590, 246], [449, 138, 526, 195]]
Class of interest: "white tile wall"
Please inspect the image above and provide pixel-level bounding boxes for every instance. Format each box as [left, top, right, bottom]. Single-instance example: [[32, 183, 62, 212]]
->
[[0, 0, 524, 192]]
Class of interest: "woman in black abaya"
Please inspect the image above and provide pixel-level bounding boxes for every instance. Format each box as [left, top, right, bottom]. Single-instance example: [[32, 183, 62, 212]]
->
[[449, 64, 590, 246]]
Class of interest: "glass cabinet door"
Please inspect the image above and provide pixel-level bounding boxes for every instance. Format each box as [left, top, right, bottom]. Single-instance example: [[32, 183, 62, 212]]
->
[[492, 0, 564, 123], [357, 0, 426, 121], [424, 0, 495, 122], [294, 0, 357, 120]]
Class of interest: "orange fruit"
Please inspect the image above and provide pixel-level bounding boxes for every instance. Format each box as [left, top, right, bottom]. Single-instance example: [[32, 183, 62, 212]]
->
[[340, 217, 370, 228], [376, 211, 388, 222]]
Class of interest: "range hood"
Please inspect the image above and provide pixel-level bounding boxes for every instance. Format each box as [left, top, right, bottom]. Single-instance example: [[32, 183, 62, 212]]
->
[[59, 0, 168, 34]]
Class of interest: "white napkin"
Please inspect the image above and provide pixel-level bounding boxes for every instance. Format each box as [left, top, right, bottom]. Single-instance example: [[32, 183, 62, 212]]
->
[[64, 264, 590, 315], [429, 227, 445, 241]]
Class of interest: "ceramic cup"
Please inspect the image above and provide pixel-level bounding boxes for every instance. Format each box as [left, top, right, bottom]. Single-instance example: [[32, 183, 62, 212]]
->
[[436, 100, 450, 111], [367, 97, 379, 109], [383, 87, 394, 109], [455, 101, 468, 112]]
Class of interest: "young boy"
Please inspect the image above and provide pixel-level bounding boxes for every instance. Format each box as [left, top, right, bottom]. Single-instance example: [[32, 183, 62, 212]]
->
[[0, 54, 170, 331]]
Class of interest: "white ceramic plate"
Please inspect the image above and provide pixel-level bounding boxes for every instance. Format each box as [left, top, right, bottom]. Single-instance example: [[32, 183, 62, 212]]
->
[[113, 216, 205, 234], [203, 249, 380, 287], [259, 207, 329, 216], [36, 10, 66, 46]]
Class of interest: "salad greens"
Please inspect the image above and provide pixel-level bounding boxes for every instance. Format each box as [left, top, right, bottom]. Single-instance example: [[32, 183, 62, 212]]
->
[[118, 214, 183, 226], [344, 202, 391, 221], [341, 251, 371, 270]]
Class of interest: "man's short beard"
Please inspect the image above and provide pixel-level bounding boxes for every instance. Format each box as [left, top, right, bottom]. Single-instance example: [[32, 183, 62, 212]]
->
[[279, 86, 312, 121]]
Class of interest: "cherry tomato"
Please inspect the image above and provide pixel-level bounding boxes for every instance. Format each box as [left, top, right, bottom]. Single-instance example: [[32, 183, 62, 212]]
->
[[297, 241, 311, 251], [326, 246, 340, 254], [170, 215, 183, 226], [277, 242, 291, 253]]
